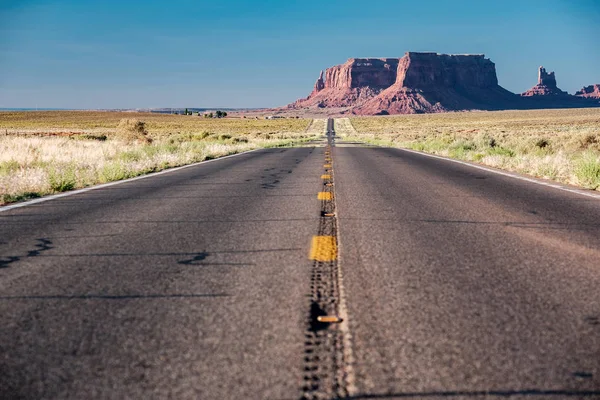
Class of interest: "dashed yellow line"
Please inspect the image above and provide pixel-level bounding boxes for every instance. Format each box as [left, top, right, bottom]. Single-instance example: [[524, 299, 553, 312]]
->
[[317, 315, 343, 323], [318, 192, 333, 200], [309, 236, 337, 261], [321, 174, 331, 179], [324, 164, 332, 168]]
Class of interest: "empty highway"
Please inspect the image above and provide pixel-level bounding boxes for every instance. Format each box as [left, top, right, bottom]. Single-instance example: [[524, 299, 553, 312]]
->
[[1, 120, 600, 399]]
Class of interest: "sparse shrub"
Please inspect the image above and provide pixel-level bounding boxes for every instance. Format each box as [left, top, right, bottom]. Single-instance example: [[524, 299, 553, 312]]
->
[[74, 134, 107, 141], [487, 146, 515, 157], [451, 139, 475, 151], [448, 139, 475, 158], [167, 131, 212, 144], [536, 163, 559, 180], [577, 133, 599, 150], [100, 162, 131, 182], [410, 142, 426, 151], [113, 119, 152, 144], [232, 137, 249, 143], [473, 134, 497, 149], [218, 134, 232, 141], [118, 150, 143, 162], [142, 145, 160, 157], [163, 144, 179, 154], [2, 192, 41, 204], [0, 160, 20, 176], [535, 138, 550, 149], [48, 166, 76, 192], [575, 152, 600, 189]]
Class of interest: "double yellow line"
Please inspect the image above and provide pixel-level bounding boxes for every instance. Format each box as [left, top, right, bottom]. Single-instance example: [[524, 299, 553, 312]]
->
[[310, 146, 337, 262]]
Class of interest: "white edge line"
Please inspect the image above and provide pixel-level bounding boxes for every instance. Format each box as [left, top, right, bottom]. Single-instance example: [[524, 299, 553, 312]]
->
[[395, 147, 600, 200], [330, 146, 358, 396], [0, 148, 264, 213]]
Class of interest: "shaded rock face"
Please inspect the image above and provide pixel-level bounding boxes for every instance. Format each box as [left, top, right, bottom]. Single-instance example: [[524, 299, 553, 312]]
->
[[576, 84, 600, 99], [521, 66, 568, 96]]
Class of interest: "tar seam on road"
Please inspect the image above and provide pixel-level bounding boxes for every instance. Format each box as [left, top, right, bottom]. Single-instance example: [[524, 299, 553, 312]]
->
[[0, 148, 264, 213], [303, 119, 356, 400]]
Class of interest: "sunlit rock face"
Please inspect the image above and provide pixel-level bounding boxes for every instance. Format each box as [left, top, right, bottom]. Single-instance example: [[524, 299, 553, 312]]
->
[[285, 53, 600, 115], [576, 84, 600, 99], [521, 66, 569, 97]]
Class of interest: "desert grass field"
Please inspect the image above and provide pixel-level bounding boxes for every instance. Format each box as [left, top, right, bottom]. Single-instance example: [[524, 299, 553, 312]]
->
[[346, 108, 600, 191], [0, 111, 319, 205]]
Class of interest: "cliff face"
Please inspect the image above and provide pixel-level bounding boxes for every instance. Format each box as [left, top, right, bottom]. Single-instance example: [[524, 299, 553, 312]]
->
[[576, 84, 600, 99], [286, 53, 600, 115], [310, 70, 325, 97], [297, 58, 399, 109], [324, 58, 399, 89], [396, 52, 498, 89], [355, 52, 519, 114]]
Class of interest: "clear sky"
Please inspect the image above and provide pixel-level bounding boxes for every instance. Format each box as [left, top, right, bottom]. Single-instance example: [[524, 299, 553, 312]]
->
[[1, 0, 599, 109]]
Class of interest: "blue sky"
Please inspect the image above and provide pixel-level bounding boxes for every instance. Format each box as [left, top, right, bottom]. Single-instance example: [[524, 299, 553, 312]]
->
[[1, 0, 599, 109]]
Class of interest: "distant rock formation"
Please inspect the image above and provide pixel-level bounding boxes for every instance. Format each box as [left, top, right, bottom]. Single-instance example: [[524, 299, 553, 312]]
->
[[576, 84, 600, 99], [292, 58, 399, 109], [283, 53, 600, 115], [355, 52, 519, 115], [521, 66, 569, 97], [310, 70, 325, 97]]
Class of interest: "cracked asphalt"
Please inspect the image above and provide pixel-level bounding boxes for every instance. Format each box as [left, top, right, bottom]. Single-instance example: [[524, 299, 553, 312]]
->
[[1, 136, 600, 399]]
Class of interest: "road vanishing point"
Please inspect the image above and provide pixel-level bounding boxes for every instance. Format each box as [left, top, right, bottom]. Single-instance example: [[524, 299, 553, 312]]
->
[[1, 119, 600, 399]]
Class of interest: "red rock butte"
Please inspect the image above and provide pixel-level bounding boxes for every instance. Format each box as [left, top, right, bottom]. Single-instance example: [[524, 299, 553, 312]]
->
[[576, 84, 600, 99], [521, 66, 568, 97], [283, 52, 600, 115]]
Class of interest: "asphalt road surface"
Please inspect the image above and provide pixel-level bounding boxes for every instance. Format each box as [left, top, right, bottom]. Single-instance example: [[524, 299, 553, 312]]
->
[[1, 124, 600, 399]]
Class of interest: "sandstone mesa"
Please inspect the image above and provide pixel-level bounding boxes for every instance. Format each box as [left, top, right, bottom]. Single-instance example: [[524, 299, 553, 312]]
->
[[283, 52, 600, 115]]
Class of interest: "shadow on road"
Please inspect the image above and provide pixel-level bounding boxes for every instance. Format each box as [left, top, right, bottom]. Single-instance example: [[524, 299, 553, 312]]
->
[[0, 238, 53, 268]]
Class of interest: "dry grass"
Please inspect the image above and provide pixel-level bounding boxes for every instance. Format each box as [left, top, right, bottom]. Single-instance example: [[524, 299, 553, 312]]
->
[[347, 108, 600, 190], [0, 111, 315, 205], [305, 118, 328, 136], [0, 110, 308, 137]]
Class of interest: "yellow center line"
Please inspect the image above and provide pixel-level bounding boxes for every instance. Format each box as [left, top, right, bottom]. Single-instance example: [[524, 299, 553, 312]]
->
[[309, 236, 337, 261], [321, 174, 331, 179], [317, 315, 343, 323], [324, 164, 332, 168], [318, 192, 333, 200]]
